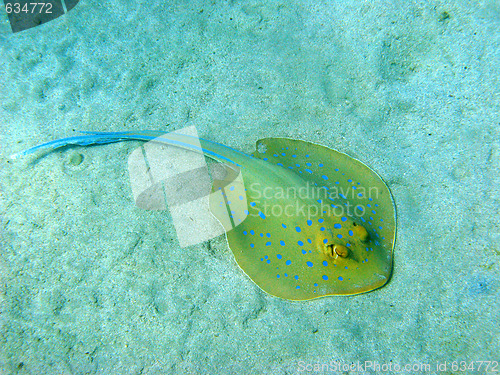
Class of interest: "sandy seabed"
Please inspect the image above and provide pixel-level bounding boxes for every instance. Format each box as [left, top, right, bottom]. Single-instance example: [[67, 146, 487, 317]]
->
[[1, 1, 499, 374]]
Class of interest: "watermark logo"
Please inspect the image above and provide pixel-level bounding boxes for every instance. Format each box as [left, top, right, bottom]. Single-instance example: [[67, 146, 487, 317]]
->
[[3, 0, 79, 33], [127, 126, 247, 247]]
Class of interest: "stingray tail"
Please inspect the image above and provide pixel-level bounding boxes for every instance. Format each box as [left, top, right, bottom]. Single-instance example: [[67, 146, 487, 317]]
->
[[10, 130, 249, 166]]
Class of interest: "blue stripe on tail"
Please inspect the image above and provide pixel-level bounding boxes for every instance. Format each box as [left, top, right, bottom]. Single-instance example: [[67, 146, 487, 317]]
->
[[10, 130, 248, 167]]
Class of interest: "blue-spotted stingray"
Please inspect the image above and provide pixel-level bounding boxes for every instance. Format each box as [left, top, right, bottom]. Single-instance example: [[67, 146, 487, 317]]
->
[[11, 130, 396, 301]]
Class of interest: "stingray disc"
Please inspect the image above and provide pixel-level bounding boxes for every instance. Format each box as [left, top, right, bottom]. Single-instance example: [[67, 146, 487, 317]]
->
[[209, 138, 396, 301]]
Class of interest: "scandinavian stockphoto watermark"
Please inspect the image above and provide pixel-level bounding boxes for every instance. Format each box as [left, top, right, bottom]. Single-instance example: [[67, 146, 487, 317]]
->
[[245, 181, 380, 221]]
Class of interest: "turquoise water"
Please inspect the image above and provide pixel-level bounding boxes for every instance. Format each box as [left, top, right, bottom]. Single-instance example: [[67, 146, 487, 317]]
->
[[1, 1, 499, 374]]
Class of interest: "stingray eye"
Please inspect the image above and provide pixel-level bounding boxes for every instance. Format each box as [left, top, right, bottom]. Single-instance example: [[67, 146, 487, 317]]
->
[[325, 244, 349, 259], [334, 244, 349, 258], [352, 224, 369, 242]]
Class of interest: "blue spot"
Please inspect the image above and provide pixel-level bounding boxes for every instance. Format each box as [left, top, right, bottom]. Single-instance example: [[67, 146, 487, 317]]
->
[[305, 169, 313, 173], [294, 275, 298, 280], [358, 193, 363, 197], [273, 154, 278, 157], [335, 168, 339, 171], [250, 230, 255, 235], [264, 255, 268, 259], [301, 250, 307, 254], [314, 283, 318, 287], [277, 163, 283, 166], [292, 154, 297, 158], [280, 240, 285, 246], [295, 226, 301, 233], [296, 286, 300, 289], [229, 186, 235, 191], [250, 244, 255, 248], [306, 162, 312, 166], [372, 210, 377, 214], [286, 260, 292, 266], [243, 231, 248, 235], [260, 233, 264, 237], [320, 227, 325, 231], [307, 239, 312, 244], [306, 261, 313, 267], [338, 276, 343, 281], [265, 241, 271, 246], [305, 154, 310, 157], [239, 195, 244, 200], [323, 239, 328, 244], [322, 275, 328, 280], [365, 259, 368, 262], [334, 223, 341, 229], [284, 273, 288, 277], [348, 230, 354, 236], [277, 274, 280, 278], [263, 158, 268, 161], [307, 220, 312, 226], [298, 240, 304, 246], [319, 163, 324, 167], [295, 164, 300, 167], [322, 261, 328, 266], [258, 212, 266, 220], [322, 175, 328, 180], [260, 258, 263, 261], [337, 234, 343, 239], [341, 217, 347, 222], [266, 259, 270, 264], [250, 202, 256, 207], [282, 223, 287, 228], [318, 218, 324, 223], [244, 210, 249, 215], [277, 254, 282, 259], [378, 226, 383, 229], [266, 233, 271, 238]]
